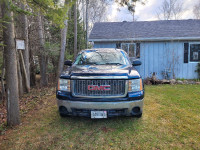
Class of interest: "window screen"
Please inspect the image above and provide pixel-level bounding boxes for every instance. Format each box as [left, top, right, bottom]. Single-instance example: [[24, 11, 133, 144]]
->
[[129, 44, 135, 57], [190, 44, 200, 62], [121, 43, 129, 54], [121, 43, 136, 58]]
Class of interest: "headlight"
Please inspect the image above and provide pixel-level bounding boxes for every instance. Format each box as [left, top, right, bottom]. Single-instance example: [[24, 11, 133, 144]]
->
[[128, 79, 143, 92], [58, 79, 70, 92]]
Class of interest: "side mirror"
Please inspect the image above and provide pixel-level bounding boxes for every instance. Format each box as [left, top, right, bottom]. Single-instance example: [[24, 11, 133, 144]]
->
[[132, 60, 142, 66], [64, 60, 72, 66]]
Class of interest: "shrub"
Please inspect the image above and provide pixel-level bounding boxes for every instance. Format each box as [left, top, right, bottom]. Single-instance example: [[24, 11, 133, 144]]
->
[[195, 62, 200, 79]]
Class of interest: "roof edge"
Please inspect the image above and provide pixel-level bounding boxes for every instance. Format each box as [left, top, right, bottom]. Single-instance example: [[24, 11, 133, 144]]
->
[[89, 37, 200, 42]]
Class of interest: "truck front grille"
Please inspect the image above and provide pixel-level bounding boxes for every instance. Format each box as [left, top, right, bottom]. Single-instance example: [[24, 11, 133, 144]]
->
[[72, 80, 127, 97]]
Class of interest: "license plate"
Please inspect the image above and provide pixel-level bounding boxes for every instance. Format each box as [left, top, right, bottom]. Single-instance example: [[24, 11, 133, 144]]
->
[[91, 111, 107, 119]]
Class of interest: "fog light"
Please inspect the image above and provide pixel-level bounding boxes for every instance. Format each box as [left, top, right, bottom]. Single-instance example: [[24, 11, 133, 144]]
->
[[132, 107, 140, 114]]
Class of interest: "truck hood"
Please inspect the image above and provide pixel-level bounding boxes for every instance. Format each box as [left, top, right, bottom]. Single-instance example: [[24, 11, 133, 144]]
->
[[60, 65, 141, 79]]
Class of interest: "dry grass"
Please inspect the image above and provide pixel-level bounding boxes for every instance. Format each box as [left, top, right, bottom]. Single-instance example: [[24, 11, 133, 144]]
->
[[0, 85, 200, 150]]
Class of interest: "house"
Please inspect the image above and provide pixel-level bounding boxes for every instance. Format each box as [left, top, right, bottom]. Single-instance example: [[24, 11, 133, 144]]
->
[[89, 20, 200, 79]]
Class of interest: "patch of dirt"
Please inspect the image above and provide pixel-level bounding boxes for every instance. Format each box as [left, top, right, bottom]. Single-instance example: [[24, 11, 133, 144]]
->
[[100, 126, 115, 133]]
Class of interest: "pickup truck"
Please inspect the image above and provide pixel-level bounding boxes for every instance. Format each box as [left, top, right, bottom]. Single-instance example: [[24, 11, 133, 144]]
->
[[56, 48, 144, 118]]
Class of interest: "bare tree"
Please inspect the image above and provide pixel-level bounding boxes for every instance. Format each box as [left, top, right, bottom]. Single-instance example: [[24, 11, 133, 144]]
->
[[193, 0, 200, 19], [115, 0, 146, 21], [21, 3, 30, 91], [80, 0, 111, 47], [86, 0, 89, 48], [57, 0, 69, 80], [29, 16, 39, 87], [87, 0, 110, 32], [37, 14, 48, 86], [156, 0, 184, 20], [74, 2, 78, 58], [1, 1, 20, 126], [57, 20, 68, 80]]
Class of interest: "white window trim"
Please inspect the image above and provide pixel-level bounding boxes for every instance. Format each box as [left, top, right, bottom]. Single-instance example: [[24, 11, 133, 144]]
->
[[121, 43, 136, 57], [189, 42, 200, 63]]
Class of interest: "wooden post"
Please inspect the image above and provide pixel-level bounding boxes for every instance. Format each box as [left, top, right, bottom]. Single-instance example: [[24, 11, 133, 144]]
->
[[17, 52, 24, 97], [19, 50, 30, 93]]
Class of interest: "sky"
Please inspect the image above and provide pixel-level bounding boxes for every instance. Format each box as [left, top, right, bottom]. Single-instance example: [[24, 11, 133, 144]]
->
[[107, 0, 199, 22]]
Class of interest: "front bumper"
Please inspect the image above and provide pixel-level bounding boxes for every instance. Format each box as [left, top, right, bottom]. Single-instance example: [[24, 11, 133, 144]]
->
[[57, 99, 144, 117]]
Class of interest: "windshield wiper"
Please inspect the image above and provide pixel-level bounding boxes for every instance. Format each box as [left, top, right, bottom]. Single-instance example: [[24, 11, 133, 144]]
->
[[86, 62, 98, 65], [104, 63, 124, 65]]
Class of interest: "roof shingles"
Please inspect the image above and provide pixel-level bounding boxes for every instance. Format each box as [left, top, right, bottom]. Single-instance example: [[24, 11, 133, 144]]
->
[[89, 20, 200, 41]]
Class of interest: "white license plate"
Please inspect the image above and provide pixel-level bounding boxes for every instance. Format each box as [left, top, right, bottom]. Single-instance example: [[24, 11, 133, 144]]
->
[[91, 111, 107, 119]]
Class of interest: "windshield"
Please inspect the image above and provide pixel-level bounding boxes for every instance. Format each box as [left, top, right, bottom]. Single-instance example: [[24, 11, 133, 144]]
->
[[74, 50, 130, 65]]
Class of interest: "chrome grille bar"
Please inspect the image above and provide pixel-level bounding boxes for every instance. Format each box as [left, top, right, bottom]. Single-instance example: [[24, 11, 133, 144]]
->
[[72, 79, 128, 98]]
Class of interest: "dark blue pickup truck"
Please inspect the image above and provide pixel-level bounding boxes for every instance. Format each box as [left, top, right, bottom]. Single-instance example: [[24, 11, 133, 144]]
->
[[56, 48, 144, 118]]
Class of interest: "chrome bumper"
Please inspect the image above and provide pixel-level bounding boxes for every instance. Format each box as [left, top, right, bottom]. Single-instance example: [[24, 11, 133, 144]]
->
[[57, 99, 144, 116]]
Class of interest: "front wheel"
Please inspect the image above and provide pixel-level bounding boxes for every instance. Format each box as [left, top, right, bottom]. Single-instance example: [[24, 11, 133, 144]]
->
[[59, 106, 69, 117], [59, 112, 69, 117], [133, 113, 142, 118]]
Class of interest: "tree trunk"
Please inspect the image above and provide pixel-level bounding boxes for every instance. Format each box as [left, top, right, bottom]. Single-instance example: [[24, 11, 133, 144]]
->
[[30, 47, 36, 87], [57, 12, 68, 80], [74, 2, 78, 59], [21, 3, 30, 91], [2, 1, 20, 126], [86, 0, 89, 48], [37, 13, 48, 86]]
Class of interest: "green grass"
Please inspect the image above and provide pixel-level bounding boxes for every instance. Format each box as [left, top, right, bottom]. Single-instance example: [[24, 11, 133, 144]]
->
[[0, 85, 200, 150]]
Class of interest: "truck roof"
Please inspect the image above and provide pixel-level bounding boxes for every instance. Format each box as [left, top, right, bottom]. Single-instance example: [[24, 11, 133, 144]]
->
[[80, 48, 124, 53]]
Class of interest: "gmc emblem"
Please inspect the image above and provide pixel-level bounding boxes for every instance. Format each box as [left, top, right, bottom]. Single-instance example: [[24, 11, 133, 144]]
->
[[88, 85, 111, 91]]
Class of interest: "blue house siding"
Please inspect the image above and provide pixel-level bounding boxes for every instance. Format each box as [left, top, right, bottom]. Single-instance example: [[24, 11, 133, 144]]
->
[[93, 41, 198, 79], [93, 42, 116, 48], [140, 41, 198, 79]]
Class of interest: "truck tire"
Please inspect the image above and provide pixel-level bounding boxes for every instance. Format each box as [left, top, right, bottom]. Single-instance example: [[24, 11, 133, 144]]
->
[[59, 112, 69, 117], [134, 113, 142, 118], [59, 106, 69, 117]]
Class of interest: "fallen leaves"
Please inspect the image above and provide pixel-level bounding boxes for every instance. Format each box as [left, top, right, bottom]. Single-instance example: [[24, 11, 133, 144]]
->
[[0, 85, 56, 134]]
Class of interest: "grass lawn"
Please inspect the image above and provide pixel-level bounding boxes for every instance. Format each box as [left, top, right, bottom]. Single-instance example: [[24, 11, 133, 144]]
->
[[0, 85, 200, 150]]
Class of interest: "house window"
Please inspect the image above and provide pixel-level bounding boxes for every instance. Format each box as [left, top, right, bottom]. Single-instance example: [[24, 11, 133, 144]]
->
[[190, 44, 200, 62], [116, 43, 121, 49], [121, 43, 136, 57]]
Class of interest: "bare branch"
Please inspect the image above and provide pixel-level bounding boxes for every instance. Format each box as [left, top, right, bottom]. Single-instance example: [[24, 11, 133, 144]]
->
[[193, 0, 200, 19], [88, 0, 110, 32], [156, 0, 184, 20]]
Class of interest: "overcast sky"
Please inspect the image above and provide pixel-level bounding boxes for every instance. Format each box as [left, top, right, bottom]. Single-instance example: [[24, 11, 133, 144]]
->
[[107, 0, 199, 22]]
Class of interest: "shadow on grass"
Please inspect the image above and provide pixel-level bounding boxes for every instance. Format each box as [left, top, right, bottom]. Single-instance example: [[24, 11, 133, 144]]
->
[[49, 110, 143, 135]]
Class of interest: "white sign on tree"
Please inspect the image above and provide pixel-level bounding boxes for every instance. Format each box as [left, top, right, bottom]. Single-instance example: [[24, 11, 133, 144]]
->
[[16, 39, 25, 50]]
